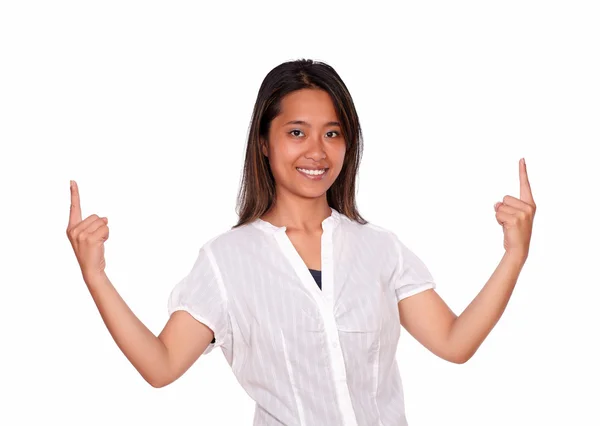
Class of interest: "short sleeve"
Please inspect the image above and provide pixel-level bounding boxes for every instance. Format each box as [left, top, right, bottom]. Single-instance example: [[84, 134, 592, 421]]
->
[[390, 233, 436, 302], [167, 245, 229, 355]]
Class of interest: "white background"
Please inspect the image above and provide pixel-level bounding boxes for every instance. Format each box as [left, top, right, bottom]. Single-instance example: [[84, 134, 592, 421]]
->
[[1, 1, 599, 425]]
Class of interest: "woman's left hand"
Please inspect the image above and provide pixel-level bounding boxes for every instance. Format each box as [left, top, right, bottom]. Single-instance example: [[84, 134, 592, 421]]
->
[[494, 158, 536, 261]]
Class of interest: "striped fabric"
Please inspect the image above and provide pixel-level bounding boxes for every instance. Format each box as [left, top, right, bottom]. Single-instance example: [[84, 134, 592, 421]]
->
[[168, 209, 436, 425]]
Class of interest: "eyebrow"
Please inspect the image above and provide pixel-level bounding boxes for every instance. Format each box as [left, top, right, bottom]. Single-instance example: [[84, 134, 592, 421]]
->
[[284, 120, 341, 127]]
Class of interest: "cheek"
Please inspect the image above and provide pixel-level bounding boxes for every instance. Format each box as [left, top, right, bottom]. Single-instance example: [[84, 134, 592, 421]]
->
[[268, 143, 296, 178], [270, 142, 300, 167], [329, 144, 346, 166]]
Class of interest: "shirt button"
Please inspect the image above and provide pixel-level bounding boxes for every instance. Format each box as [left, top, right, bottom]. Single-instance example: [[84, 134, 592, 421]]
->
[[332, 341, 338, 348]]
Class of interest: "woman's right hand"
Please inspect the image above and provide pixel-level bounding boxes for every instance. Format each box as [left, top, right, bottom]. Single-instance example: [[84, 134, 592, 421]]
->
[[66, 180, 109, 280]]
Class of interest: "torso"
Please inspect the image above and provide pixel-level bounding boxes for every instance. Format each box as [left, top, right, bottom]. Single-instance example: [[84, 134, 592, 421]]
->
[[176, 209, 430, 425], [285, 228, 322, 270]]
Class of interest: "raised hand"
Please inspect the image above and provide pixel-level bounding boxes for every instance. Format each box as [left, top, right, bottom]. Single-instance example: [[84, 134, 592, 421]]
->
[[494, 158, 536, 261], [66, 180, 110, 279]]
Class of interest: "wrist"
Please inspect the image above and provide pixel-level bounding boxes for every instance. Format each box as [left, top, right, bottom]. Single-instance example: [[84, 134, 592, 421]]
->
[[83, 270, 108, 287], [504, 250, 528, 266]]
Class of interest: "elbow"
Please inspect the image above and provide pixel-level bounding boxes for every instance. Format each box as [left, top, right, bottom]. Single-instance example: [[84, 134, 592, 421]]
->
[[444, 336, 477, 364], [144, 357, 175, 388], [448, 350, 474, 364], [451, 355, 470, 364], [145, 372, 173, 389], [149, 379, 167, 388], [148, 377, 170, 388]]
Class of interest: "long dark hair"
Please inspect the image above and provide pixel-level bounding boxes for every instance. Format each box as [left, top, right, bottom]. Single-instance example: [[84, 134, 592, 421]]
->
[[233, 58, 367, 228]]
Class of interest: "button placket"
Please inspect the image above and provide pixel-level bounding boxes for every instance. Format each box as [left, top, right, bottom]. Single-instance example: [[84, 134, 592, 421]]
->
[[321, 219, 358, 425], [268, 210, 358, 425]]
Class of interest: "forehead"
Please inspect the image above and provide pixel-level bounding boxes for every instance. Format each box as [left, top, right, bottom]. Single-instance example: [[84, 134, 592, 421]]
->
[[276, 89, 339, 123]]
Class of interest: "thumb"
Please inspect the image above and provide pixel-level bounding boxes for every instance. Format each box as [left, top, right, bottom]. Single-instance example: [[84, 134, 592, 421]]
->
[[102, 217, 108, 224]]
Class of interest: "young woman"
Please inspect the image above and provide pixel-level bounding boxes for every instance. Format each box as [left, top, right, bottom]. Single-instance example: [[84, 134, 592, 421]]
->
[[67, 58, 536, 425]]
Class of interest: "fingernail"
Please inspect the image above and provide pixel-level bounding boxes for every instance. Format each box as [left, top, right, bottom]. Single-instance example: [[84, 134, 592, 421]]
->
[[70, 180, 73, 188]]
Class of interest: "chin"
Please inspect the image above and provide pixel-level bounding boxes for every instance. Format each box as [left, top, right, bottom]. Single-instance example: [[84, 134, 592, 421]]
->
[[301, 191, 328, 200], [293, 186, 331, 200], [275, 170, 338, 200]]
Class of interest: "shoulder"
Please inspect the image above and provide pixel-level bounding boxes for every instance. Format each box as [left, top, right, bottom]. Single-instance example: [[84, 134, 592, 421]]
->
[[199, 221, 263, 255], [339, 215, 399, 249]]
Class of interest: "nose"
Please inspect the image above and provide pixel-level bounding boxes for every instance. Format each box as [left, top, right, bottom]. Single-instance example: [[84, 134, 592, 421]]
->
[[304, 135, 327, 161]]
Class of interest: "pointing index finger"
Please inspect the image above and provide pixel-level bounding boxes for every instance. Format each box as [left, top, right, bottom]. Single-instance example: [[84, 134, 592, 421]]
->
[[519, 158, 534, 204], [69, 180, 82, 227]]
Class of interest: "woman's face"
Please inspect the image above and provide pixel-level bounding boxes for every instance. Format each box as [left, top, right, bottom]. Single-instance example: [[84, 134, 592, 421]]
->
[[262, 88, 346, 201]]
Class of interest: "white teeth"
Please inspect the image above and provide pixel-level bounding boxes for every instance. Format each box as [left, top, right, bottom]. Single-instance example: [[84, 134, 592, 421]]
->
[[297, 168, 326, 176]]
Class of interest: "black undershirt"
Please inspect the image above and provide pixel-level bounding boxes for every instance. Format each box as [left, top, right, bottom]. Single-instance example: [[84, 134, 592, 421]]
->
[[210, 268, 322, 345], [308, 269, 322, 289]]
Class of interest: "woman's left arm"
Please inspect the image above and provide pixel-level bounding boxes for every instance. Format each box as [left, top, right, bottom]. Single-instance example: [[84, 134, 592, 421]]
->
[[398, 158, 536, 364]]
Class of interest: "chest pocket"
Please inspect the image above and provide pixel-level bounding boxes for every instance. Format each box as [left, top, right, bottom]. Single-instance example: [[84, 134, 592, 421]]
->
[[335, 280, 394, 333]]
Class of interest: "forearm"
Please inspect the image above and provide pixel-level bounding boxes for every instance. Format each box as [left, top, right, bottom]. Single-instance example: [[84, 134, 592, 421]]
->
[[448, 251, 526, 362], [84, 272, 170, 387]]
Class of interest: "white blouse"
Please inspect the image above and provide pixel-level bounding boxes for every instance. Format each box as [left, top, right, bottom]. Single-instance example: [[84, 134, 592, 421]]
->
[[168, 208, 436, 425]]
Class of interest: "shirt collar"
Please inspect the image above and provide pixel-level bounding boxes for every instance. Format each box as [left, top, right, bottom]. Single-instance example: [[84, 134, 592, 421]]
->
[[251, 208, 341, 234]]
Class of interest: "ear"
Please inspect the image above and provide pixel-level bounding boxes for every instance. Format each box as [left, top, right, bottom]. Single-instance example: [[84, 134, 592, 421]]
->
[[260, 138, 269, 157]]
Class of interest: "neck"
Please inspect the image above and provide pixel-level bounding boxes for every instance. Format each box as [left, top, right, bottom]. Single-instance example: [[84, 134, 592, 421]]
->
[[262, 191, 331, 232]]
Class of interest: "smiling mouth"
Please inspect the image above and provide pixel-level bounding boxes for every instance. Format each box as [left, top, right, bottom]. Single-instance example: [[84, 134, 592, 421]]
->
[[296, 167, 328, 176], [296, 167, 329, 180]]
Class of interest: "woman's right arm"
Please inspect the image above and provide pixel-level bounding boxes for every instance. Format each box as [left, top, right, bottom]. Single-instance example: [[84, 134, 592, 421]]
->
[[84, 272, 214, 388], [67, 180, 213, 388]]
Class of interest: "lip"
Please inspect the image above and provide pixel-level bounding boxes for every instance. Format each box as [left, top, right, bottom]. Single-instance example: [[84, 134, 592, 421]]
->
[[296, 167, 329, 181], [296, 166, 329, 170]]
